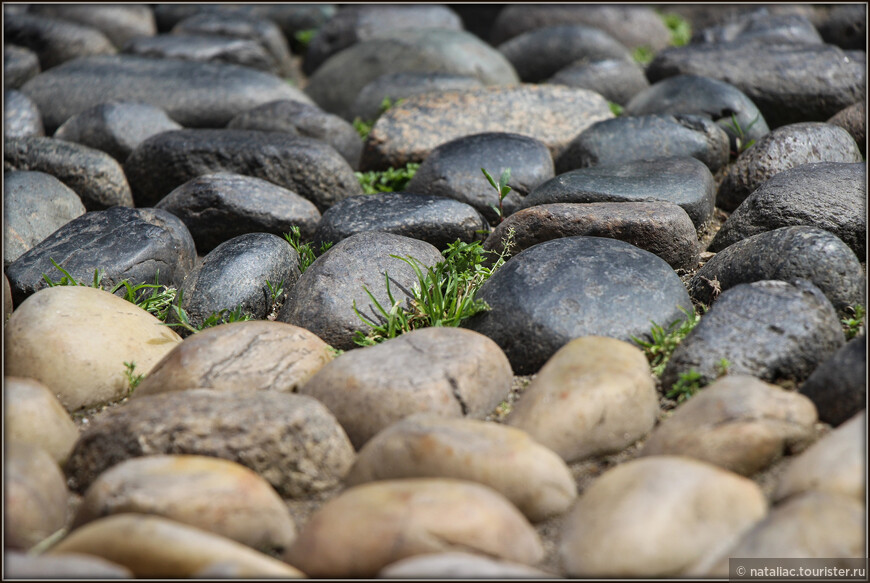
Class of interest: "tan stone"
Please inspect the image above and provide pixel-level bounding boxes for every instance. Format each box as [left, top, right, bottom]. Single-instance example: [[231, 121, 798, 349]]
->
[[4, 286, 181, 411], [133, 320, 333, 397], [285, 478, 544, 577], [506, 336, 657, 462], [642, 375, 818, 475], [4, 550, 133, 578], [4, 376, 79, 463], [379, 552, 558, 578], [347, 414, 576, 522], [3, 273, 12, 321]]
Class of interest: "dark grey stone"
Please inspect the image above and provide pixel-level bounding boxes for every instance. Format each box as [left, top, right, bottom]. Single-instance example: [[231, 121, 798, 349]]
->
[[661, 5, 819, 34], [278, 232, 444, 351], [646, 42, 866, 129], [123, 33, 279, 75], [817, 4, 865, 50], [405, 132, 555, 225], [155, 172, 321, 254], [521, 157, 715, 229], [4, 90, 44, 139], [624, 75, 770, 155], [3, 45, 41, 90], [716, 122, 863, 212], [312, 193, 488, 251], [227, 100, 362, 170], [19, 55, 311, 133], [711, 163, 866, 257], [827, 101, 865, 157], [6, 206, 196, 306], [64, 389, 355, 498], [4, 136, 133, 210], [800, 335, 866, 427], [484, 202, 700, 272], [303, 4, 463, 76], [348, 72, 483, 124], [3, 170, 86, 268], [464, 236, 693, 375], [29, 4, 157, 50], [555, 114, 730, 174], [661, 280, 845, 390], [304, 29, 518, 120], [123, 129, 362, 212], [53, 101, 182, 163], [690, 226, 866, 314], [177, 233, 300, 333], [692, 10, 823, 45], [3, 12, 116, 70], [547, 59, 649, 106]]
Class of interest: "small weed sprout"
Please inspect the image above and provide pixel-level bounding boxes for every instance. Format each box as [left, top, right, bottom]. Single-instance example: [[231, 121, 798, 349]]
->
[[632, 46, 655, 65], [609, 102, 624, 116], [355, 162, 420, 194], [284, 226, 333, 273], [266, 279, 285, 304], [661, 12, 691, 46], [165, 290, 253, 335], [842, 304, 865, 340], [666, 358, 730, 403], [294, 29, 318, 49], [481, 167, 513, 223], [631, 306, 703, 376], [724, 113, 760, 157], [123, 361, 144, 395], [352, 97, 402, 140]]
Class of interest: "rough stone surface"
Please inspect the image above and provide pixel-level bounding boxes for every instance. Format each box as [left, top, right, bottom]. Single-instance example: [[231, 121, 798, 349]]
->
[[800, 336, 866, 427], [691, 226, 866, 314], [547, 58, 649, 106], [555, 114, 730, 174], [4, 89, 45, 139], [278, 232, 444, 351], [465, 236, 693, 375], [692, 11, 823, 45], [64, 389, 356, 498], [506, 337, 658, 463], [361, 85, 613, 171], [299, 327, 513, 449], [124, 129, 362, 211], [3, 12, 116, 71], [642, 375, 818, 475], [3, 170, 86, 268], [4, 376, 79, 464], [4, 45, 41, 90], [123, 34, 280, 76], [520, 156, 716, 229], [30, 4, 157, 50], [155, 172, 321, 254], [134, 320, 333, 398], [285, 479, 544, 577], [380, 553, 557, 579], [4, 551, 133, 579], [484, 202, 699, 271], [716, 123, 863, 212], [404, 132, 555, 225], [4, 136, 133, 210], [347, 414, 576, 522], [661, 280, 845, 391], [827, 101, 866, 156], [4, 286, 182, 412]]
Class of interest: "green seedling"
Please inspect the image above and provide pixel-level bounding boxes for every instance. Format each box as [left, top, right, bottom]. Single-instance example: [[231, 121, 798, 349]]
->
[[661, 12, 691, 46], [352, 97, 402, 140], [842, 304, 865, 340], [632, 46, 655, 65], [123, 361, 144, 395], [355, 162, 420, 194], [164, 290, 253, 335], [609, 102, 624, 116], [631, 306, 703, 376], [482, 167, 513, 223], [294, 28, 318, 49], [725, 113, 760, 156], [266, 279, 285, 305], [284, 226, 333, 273], [666, 358, 730, 403]]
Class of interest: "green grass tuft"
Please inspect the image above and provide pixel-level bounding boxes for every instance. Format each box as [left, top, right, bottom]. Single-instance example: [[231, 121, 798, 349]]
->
[[355, 162, 420, 194], [631, 306, 703, 377]]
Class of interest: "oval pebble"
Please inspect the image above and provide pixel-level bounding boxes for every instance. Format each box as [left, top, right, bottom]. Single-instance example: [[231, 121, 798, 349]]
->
[[4, 551, 133, 579], [799, 336, 866, 427], [4, 376, 79, 464], [380, 552, 557, 579]]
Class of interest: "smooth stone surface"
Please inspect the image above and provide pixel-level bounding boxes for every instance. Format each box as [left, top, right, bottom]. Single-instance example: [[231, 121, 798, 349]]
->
[[4, 45, 41, 89], [716, 122, 863, 212], [692, 10, 822, 45], [123, 34, 280, 76], [646, 42, 866, 128], [313, 193, 487, 250], [20, 55, 310, 133], [227, 100, 362, 169], [547, 58, 650, 106], [176, 232, 300, 331], [3, 170, 86, 268], [642, 375, 818, 475], [134, 320, 333, 398], [465, 236, 692, 375], [507, 336, 657, 463], [710, 162, 866, 257], [380, 552, 556, 579], [4, 376, 79, 464], [304, 28, 518, 119], [30, 4, 157, 50], [4, 286, 182, 412], [65, 389, 355, 498], [299, 327, 513, 449], [559, 456, 768, 577], [4, 136, 133, 210], [624, 74, 770, 154], [555, 114, 730, 174], [4, 89, 45, 139], [800, 336, 866, 427], [484, 202, 699, 271], [520, 156, 716, 229], [49, 514, 304, 578], [6, 206, 196, 306], [827, 101, 866, 156], [404, 132, 555, 225], [53, 101, 183, 163], [361, 85, 613, 172], [73, 455, 297, 553], [774, 411, 865, 503], [497, 24, 631, 83], [4, 551, 133, 579], [156, 172, 321, 254], [278, 232, 444, 351], [124, 129, 361, 211], [4, 12, 116, 71], [661, 280, 845, 391], [347, 415, 576, 522], [285, 479, 544, 577], [4, 442, 69, 551], [348, 72, 483, 123]]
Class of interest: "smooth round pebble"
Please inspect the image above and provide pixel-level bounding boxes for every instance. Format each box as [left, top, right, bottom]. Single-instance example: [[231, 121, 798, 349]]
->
[[4, 551, 133, 579], [4, 376, 79, 464], [799, 336, 866, 427], [380, 552, 557, 579]]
